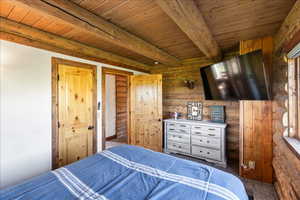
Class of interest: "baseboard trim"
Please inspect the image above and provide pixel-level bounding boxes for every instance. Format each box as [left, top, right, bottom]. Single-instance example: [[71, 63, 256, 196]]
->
[[106, 135, 117, 141]]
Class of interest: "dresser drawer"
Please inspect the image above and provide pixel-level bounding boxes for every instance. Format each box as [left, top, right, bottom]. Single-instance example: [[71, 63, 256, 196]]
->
[[168, 133, 190, 144], [167, 127, 190, 134], [168, 142, 190, 154], [191, 127, 221, 138], [192, 146, 221, 161], [167, 122, 177, 128], [176, 123, 190, 129], [191, 135, 221, 149], [191, 125, 203, 130]]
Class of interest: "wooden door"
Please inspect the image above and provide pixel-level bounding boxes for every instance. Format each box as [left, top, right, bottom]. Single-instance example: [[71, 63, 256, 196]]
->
[[130, 74, 163, 152], [58, 64, 95, 167]]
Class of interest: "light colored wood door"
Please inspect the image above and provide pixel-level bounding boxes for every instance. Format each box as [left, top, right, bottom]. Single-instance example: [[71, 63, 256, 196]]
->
[[130, 74, 163, 152], [58, 64, 95, 167]]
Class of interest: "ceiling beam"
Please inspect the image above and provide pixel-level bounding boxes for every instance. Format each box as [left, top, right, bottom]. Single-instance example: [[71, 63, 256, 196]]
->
[[155, 0, 222, 61], [274, 0, 300, 53], [11, 0, 180, 66], [0, 17, 150, 73]]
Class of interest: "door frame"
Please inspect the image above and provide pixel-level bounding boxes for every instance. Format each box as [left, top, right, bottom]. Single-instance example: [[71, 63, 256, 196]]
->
[[51, 57, 97, 169], [102, 67, 133, 150]]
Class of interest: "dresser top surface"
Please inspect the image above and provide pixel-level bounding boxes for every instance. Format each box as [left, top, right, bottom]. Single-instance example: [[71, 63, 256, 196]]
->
[[164, 119, 227, 128]]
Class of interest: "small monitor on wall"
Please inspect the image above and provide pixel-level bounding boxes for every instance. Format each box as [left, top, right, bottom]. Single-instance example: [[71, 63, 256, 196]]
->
[[200, 50, 270, 101]]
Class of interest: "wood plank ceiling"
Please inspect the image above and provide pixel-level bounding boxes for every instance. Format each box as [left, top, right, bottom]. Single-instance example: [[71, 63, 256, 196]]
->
[[0, 0, 296, 69]]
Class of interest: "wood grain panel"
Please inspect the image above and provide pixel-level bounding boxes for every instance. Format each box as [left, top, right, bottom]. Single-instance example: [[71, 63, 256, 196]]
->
[[116, 75, 129, 139], [239, 101, 273, 183], [130, 74, 163, 152], [51, 57, 97, 169]]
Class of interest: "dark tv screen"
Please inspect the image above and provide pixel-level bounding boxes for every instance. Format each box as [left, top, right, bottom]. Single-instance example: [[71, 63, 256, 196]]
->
[[200, 50, 270, 100]]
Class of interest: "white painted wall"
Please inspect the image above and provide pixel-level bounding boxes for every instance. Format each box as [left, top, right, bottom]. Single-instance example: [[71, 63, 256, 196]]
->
[[105, 74, 116, 138], [0, 40, 144, 189]]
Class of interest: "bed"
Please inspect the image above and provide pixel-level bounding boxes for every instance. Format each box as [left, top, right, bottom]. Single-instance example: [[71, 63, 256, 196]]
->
[[0, 145, 248, 200]]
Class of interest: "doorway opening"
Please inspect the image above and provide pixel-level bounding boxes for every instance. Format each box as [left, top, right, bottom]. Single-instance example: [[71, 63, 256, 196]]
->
[[102, 67, 133, 150]]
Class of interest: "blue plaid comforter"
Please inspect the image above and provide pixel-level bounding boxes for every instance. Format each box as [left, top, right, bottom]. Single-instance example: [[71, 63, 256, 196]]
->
[[0, 145, 248, 200]]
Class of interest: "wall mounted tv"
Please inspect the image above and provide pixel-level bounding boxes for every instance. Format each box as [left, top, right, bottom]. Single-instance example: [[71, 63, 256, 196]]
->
[[200, 50, 271, 101]]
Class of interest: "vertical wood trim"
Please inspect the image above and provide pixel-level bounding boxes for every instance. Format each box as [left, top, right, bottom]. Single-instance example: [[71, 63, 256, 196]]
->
[[288, 58, 298, 138], [92, 66, 97, 154], [101, 70, 106, 150], [51, 57, 97, 169], [127, 76, 131, 145], [239, 100, 244, 176], [51, 58, 59, 169], [129, 76, 135, 146], [297, 57, 300, 139], [101, 67, 133, 150], [114, 77, 118, 139]]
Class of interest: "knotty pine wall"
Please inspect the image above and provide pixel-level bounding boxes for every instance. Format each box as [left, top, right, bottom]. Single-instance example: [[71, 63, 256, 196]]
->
[[272, 55, 300, 200], [151, 59, 240, 161]]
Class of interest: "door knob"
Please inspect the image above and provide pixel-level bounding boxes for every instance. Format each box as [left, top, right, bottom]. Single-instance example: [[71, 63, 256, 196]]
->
[[88, 125, 94, 130], [158, 119, 161, 122]]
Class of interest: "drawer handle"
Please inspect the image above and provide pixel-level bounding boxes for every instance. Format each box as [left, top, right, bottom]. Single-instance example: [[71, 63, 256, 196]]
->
[[179, 129, 186, 132], [208, 128, 215, 131], [180, 125, 186, 127], [199, 151, 203, 153], [200, 140, 203, 142], [208, 134, 215, 136], [194, 127, 201, 129], [178, 146, 182, 148], [207, 141, 210, 143], [194, 132, 201, 135], [178, 136, 182, 138], [169, 129, 175, 131], [207, 152, 210, 154]]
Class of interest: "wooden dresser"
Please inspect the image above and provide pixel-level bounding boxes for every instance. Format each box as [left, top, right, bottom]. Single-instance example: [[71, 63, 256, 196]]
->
[[164, 119, 227, 167]]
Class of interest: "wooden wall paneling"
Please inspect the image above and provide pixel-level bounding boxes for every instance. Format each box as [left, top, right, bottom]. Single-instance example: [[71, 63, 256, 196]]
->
[[101, 67, 133, 150], [115, 75, 129, 139], [239, 101, 273, 183]]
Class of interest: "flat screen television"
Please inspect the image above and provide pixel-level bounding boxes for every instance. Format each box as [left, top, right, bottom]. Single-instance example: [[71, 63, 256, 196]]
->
[[200, 50, 270, 100]]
